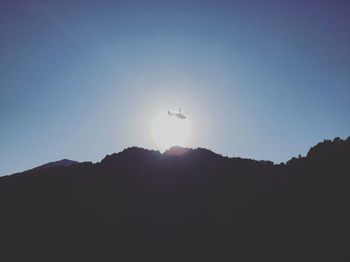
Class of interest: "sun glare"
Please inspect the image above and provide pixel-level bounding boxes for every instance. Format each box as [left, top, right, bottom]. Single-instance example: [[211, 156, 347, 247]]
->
[[151, 111, 191, 151]]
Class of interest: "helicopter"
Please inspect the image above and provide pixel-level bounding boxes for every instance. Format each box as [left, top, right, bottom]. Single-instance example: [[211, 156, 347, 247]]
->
[[167, 108, 187, 119]]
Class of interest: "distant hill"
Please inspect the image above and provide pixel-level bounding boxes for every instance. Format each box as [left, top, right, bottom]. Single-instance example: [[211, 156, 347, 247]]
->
[[1, 137, 350, 261], [31, 159, 78, 171]]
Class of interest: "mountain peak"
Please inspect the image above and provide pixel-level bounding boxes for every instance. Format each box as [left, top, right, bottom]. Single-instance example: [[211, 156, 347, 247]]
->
[[31, 159, 78, 171], [164, 146, 191, 155]]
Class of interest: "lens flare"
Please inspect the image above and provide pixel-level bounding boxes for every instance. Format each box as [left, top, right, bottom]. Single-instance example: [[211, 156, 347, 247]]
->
[[151, 111, 191, 151]]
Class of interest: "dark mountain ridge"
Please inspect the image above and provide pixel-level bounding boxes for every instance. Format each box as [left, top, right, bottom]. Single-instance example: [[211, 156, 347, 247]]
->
[[31, 159, 78, 171], [1, 137, 350, 261]]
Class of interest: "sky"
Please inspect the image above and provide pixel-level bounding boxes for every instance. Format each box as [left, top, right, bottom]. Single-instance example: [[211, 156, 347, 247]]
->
[[1, 0, 350, 175]]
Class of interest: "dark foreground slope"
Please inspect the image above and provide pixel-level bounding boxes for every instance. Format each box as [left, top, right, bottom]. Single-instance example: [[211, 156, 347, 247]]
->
[[1, 138, 350, 261]]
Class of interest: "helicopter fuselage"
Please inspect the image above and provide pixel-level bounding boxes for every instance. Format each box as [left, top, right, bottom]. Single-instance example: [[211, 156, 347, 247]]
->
[[168, 110, 186, 119], [175, 113, 186, 119]]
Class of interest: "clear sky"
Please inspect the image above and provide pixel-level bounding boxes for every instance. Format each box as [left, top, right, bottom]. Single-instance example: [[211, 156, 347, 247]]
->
[[1, 0, 350, 175]]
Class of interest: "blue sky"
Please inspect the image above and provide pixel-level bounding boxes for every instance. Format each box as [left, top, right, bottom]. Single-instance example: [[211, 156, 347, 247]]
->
[[1, 0, 350, 175]]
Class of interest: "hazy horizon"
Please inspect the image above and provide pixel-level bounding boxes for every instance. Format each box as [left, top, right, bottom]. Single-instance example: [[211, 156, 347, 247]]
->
[[3, 136, 350, 176]]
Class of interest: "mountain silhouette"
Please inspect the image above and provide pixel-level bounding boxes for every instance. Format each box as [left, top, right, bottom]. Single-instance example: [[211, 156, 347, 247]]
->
[[30, 159, 79, 171], [1, 137, 350, 261]]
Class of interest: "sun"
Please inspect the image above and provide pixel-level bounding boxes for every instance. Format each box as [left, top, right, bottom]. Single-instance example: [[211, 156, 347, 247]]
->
[[151, 111, 191, 151]]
